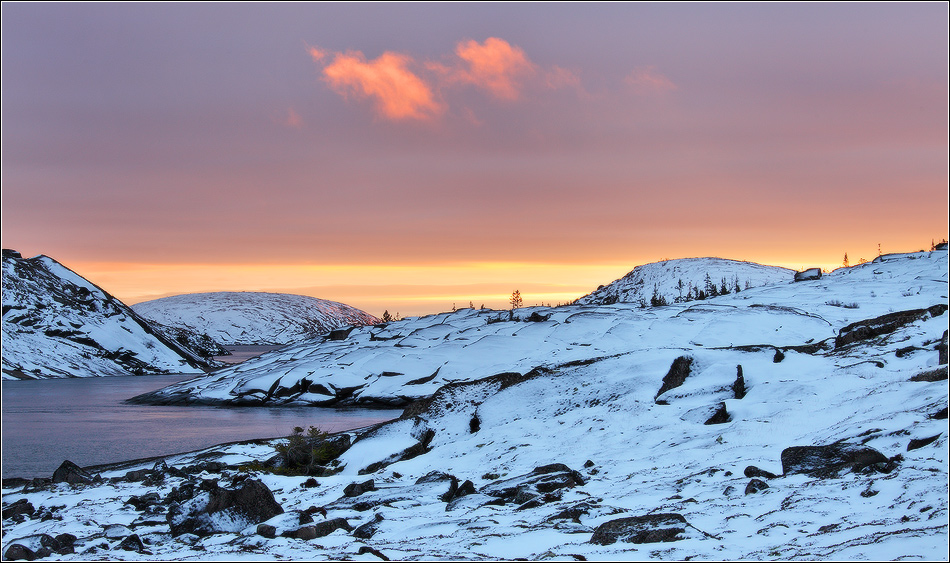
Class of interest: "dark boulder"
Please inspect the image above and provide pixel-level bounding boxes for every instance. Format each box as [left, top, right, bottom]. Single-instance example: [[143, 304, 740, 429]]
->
[[744, 479, 769, 495], [733, 365, 746, 399], [793, 268, 821, 282], [167, 478, 284, 537], [744, 466, 778, 479], [835, 306, 948, 349], [589, 513, 689, 545], [117, 534, 146, 553], [781, 443, 889, 478], [51, 460, 93, 485], [257, 524, 277, 538], [910, 367, 948, 382], [704, 402, 731, 425], [2, 499, 35, 522], [353, 513, 385, 539], [343, 479, 376, 497], [312, 517, 353, 537], [3, 544, 35, 561], [440, 476, 477, 503], [655, 356, 693, 402], [358, 546, 391, 561], [940, 330, 948, 365], [126, 492, 161, 511], [907, 434, 941, 451]]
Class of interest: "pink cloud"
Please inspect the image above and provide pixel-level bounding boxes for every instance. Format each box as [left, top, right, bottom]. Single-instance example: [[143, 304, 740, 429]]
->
[[445, 37, 537, 101], [321, 50, 442, 121], [624, 66, 677, 95]]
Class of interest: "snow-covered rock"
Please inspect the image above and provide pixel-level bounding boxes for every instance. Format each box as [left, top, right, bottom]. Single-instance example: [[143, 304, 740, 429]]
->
[[132, 292, 380, 345], [2, 250, 215, 379], [577, 256, 794, 306]]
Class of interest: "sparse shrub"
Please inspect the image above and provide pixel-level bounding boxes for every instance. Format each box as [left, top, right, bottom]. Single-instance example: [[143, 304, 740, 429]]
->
[[271, 425, 344, 476], [826, 300, 859, 309]]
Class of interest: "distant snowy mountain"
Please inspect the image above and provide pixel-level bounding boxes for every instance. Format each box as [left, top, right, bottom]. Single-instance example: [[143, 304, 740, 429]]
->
[[2, 250, 215, 379], [132, 292, 380, 346], [577, 257, 795, 306]]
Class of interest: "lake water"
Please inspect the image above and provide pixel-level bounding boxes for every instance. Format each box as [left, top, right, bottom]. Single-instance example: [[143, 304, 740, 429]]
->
[[1, 370, 402, 480]]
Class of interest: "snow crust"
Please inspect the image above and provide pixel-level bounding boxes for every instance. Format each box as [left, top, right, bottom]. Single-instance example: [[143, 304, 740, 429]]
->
[[132, 291, 380, 345]]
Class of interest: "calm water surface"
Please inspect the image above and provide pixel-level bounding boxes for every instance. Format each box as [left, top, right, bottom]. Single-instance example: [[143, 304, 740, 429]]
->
[[2, 369, 401, 479]]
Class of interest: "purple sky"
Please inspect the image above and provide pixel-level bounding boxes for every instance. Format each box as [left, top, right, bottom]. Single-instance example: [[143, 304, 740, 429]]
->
[[2, 3, 947, 315]]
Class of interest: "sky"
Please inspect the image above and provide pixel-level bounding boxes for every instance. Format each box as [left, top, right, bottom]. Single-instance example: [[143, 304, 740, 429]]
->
[[2, 3, 947, 317]]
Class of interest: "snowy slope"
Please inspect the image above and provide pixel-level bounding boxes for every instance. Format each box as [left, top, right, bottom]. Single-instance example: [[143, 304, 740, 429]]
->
[[132, 292, 380, 345], [577, 256, 795, 305], [4, 249, 947, 560], [131, 251, 946, 409], [2, 250, 214, 379]]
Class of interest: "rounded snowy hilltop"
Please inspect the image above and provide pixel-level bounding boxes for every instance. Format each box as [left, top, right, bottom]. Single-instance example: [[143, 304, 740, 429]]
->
[[132, 292, 380, 346]]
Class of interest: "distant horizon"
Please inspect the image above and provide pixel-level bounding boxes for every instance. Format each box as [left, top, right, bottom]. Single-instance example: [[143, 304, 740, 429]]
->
[[7, 242, 945, 318], [2, 4, 946, 318]]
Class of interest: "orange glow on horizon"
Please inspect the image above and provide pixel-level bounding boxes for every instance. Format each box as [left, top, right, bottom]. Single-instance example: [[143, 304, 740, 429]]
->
[[42, 249, 901, 320]]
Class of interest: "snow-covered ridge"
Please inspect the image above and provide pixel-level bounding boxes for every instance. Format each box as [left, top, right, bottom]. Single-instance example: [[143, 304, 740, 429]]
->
[[132, 292, 380, 346], [1, 250, 214, 379], [577, 257, 795, 306], [131, 250, 948, 409]]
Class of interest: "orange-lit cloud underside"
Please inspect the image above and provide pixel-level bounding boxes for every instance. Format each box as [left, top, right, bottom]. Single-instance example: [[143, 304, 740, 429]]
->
[[311, 37, 585, 121]]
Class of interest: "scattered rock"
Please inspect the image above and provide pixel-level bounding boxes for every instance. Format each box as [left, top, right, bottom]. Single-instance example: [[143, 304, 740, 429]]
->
[[929, 407, 948, 420], [167, 478, 284, 537], [781, 443, 889, 478], [907, 434, 941, 451], [2, 499, 35, 522], [589, 513, 690, 545], [744, 479, 769, 494], [481, 464, 584, 507], [773, 348, 786, 363], [655, 356, 693, 402], [469, 413, 480, 433], [257, 523, 277, 538], [126, 492, 161, 511]]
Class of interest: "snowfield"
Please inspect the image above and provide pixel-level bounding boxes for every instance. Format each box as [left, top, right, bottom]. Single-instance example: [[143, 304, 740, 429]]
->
[[2, 250, 947, 560], [2, 250, 214, 379], [132, 292, 380, 346]]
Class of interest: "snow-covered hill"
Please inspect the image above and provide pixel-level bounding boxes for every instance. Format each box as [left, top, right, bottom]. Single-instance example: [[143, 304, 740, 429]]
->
[[6, 249, 947, 560], [1, 250, 215, 379], [132, 292, 380, 346], [577, 257, 795, 306], [131, 251, 947, 411]]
